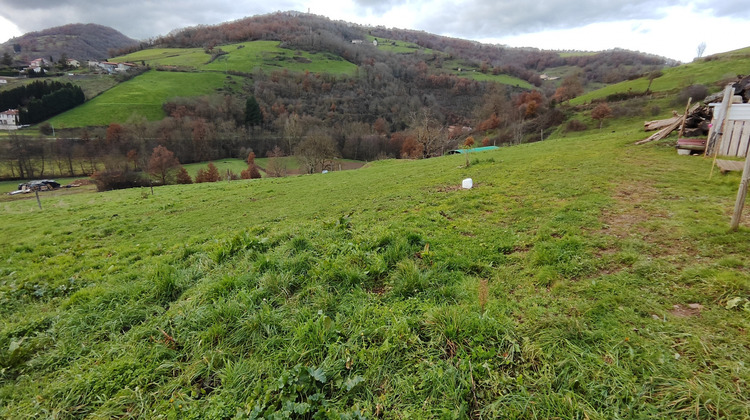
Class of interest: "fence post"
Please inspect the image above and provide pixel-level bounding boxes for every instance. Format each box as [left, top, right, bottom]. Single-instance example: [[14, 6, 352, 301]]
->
[[730, 152, 750, 230]]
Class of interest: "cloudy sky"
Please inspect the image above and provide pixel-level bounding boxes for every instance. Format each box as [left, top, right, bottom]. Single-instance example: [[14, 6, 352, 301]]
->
[[0, 0, 747, 62]]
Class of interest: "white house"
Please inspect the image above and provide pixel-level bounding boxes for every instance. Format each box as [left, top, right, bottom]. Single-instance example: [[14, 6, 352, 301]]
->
[[28, 58, 50, 73], [116, 62, 135, 72], [0, 109, 20, 130], [66, 58, 81, 68]]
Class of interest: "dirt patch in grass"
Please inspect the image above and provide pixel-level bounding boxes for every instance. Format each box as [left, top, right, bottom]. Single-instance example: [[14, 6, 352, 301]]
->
[[669, 303, 704, 318], [601, 184, 663, 239]]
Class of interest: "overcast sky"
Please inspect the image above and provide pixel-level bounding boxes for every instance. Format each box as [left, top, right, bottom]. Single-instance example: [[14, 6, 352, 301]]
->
[[0, 1, 747, 62]]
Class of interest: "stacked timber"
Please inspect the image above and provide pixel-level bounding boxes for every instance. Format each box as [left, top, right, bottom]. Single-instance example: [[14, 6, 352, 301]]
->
[[637, 75, 750, 145], [637, 103, 713, 145]]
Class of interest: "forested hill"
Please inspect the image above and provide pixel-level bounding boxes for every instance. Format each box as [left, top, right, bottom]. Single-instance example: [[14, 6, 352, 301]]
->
[[128, 11, 672, 87], [0, 24, 137, 64]]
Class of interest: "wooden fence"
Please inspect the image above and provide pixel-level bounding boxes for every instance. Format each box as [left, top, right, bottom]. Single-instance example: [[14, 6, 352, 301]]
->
[[708, 98, 750, 158]]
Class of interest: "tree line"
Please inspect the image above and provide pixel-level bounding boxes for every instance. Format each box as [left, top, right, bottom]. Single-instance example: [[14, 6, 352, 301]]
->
[[0, 80, 85, 125]]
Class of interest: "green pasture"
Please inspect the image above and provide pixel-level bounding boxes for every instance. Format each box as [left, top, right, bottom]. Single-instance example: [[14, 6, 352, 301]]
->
[[46, 70, 229, 127], [558, 51, 598, 58], [453, 70, 534, 89], [182, 159, 257, 179], [1, 109, 749, 417], [0, 74, 118, 105], [366, 35, 436, 55], [115, 41, 357, 76], [573, 48, 750, 104]]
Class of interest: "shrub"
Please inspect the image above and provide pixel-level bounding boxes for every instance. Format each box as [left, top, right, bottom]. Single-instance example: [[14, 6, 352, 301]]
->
[[677, 84, 709, 104], [195, 162, 220, 183], [91, 170, 149, 191], [175, 167, 192, 184], [565, 119, 587, 132]]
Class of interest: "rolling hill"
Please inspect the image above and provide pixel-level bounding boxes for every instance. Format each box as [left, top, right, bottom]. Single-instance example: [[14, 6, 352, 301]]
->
[[0, 23, 138, 64], [2, 10, 750, 419]]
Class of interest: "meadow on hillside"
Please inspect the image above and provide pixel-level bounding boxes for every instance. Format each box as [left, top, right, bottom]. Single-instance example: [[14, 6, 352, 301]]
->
[[573, 48, 750, 104], [47, 71, 231, 127], [114, 41, 357, 76], [1, 121, 749, 418]]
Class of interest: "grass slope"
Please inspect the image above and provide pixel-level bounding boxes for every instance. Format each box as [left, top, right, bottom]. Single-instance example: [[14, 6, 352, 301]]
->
[[47, 70, 230, 127], [115, 41, 357, 76], [573, 47, 750, 104], [1, 122, 749, 418]]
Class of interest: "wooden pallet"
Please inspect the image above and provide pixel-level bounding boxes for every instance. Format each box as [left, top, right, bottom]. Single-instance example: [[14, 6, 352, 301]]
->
[[716, 159, 745, 173]]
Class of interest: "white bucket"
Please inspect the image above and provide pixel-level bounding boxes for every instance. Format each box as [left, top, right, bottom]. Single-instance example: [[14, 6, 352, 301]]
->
[[462, 178, 473, 189]]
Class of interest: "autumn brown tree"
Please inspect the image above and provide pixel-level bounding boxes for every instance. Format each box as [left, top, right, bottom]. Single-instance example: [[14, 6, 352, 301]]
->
[[175, 167, 193, 184], [147, 145, 181, 185], [240, 151, 262, 179], [195, 162, 220, 183], [591, 103, 612, 129], [553, 75, 584, 103]]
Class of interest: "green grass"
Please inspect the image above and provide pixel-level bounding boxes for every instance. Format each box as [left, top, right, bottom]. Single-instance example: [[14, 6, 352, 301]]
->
[[572, 49, 750, 104], [366, 35, 436, 55], [2, 114, 749, 417], [453, 70, 534, 89], [0, 74, 119, 101], [115, 41, 358, 76], [182, 159, 255, 179], [46, 70, 230, 127], [558, 51, 598, 58]]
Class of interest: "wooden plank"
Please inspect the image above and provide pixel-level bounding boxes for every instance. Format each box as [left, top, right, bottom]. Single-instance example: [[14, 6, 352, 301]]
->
[[706, 84, 735, 157], [678, 97, 692, 139], [729, 121, 745, 157], [737, 121, 750, 158], [719, 121, 734, 156], [730, 152, 750, 230], [716, 159, 745, 173], [635, 119, 682, 145]]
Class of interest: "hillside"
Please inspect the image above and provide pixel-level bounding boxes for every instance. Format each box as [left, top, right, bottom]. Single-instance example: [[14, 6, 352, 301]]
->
[[0, 23, 138, 63], [1, 119, 749, 417], [572, 46, 750, 105]]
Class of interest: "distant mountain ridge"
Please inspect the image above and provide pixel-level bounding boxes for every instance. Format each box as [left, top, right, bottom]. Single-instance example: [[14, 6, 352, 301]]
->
[[0, 23, 137, 64]]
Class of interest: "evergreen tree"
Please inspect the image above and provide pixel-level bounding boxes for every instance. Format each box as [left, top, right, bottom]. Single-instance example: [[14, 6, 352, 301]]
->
[[244, 96, 262, 127], [1, 52, 12, 67]]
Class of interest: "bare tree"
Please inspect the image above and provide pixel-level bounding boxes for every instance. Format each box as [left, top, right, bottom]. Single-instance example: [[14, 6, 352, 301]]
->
[[696, 42, 707, 59], [295, 129, 339, 173], [411, 108, 448, 158]]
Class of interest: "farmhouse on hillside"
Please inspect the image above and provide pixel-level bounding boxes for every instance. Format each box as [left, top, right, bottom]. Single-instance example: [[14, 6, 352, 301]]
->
[[28, 58, 51, 73], [66, 58, 81, 68], [90, 61, 135, 74], [0, 109, 20, 130]]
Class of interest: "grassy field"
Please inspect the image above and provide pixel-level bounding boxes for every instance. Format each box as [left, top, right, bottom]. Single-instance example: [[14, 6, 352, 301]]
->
[[115, 41, 358, 76], [1, 113, 749, 417], [46, 70, 231, 127], [0, 74, 118, 101], [182, 159, 254, 179], [572, 48, 750, 104], [453, 70, 534, 89]]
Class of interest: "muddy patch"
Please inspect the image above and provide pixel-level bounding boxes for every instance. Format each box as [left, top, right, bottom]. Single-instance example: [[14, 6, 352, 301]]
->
[[669, 303, 704, 318]]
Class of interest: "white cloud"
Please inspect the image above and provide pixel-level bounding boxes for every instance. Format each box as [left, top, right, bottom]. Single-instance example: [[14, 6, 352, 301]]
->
[[0, 15, 22, 42], [0, 1, 746, 62]]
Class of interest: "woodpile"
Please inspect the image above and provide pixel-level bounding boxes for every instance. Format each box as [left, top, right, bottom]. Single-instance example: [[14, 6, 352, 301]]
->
[[636, 103, 705, 145], [637, 75, 750, 145]]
